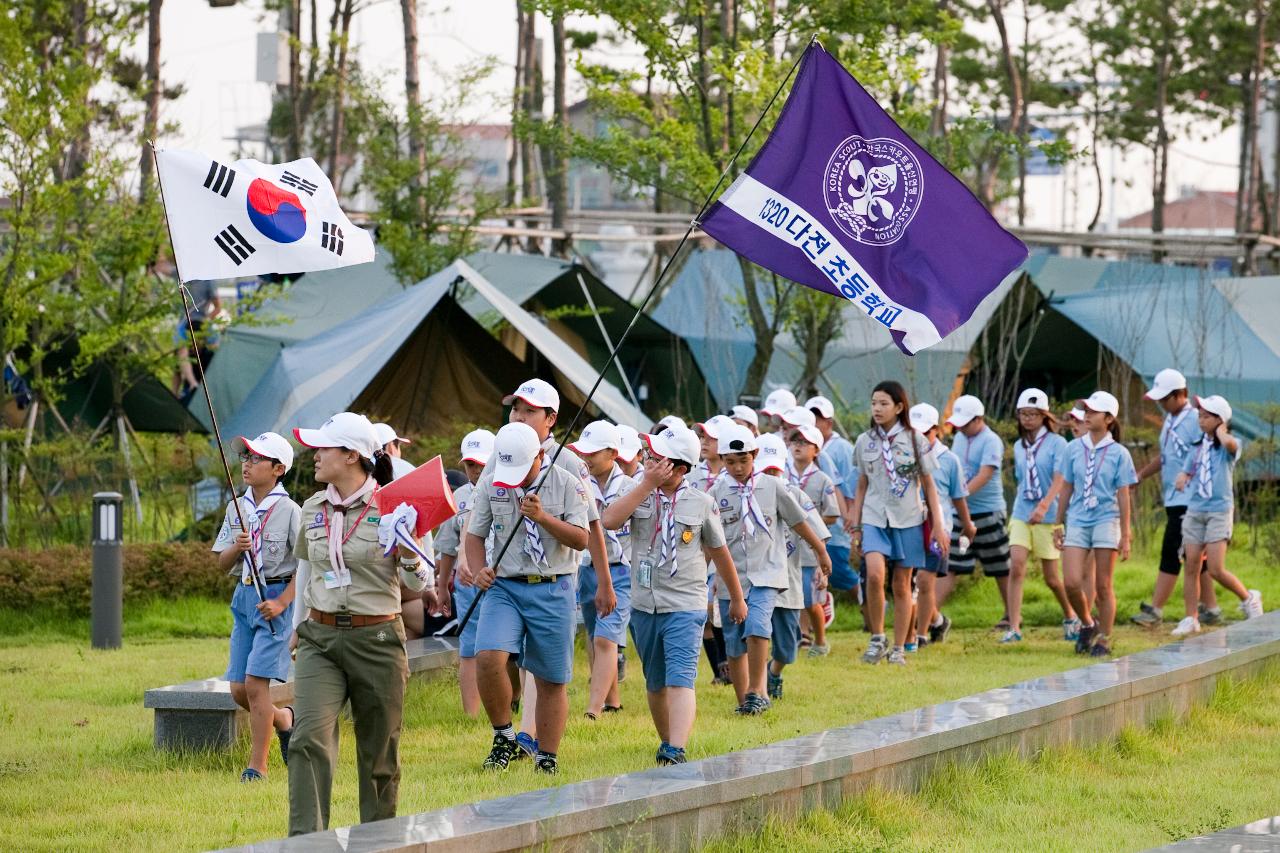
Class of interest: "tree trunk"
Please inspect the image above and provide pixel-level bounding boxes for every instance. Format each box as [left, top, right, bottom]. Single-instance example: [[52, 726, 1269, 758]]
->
[[288, 0, 302, 161], [138, 0, 162, 202], [1085, 58, 1104, 243], [401, 0, 425, 218], [506, 2, 525, 212], [738, 257, 775, 397], [1151, 48, 1171, 261], [1015, 0, 1031, 226], [695, 11, 716, 163], [720, 0, 736, 159], [984, 0, 1023, 212], [549, 9, 568, 256], [929, 0, 950, 137], [327, 0, 356, 196]]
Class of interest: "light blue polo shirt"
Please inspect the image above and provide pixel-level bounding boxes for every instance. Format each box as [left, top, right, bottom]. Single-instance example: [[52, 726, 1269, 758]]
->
[[817, 432, 856, 548], [1183, 437, 1242, 514], [926, 442, 968, 534], [951, 425, 1006, 515], [1012, 430, 1068, 523], [1160, 405, 1201, 508], [1060, 436, 1138, 527]]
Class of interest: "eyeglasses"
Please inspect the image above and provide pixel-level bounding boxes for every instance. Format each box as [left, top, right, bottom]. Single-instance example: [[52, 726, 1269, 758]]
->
[[238, 451, 276, 465]]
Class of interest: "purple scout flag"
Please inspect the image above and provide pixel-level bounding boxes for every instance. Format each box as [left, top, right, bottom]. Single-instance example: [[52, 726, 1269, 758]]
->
[[699, 43, 1028, 355]]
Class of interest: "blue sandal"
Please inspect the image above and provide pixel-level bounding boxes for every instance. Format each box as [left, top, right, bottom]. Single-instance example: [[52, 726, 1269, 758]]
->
[[240, 767, 265, 783]]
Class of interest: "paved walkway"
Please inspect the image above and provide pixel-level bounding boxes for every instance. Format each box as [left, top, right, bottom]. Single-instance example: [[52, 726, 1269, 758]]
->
[[1153, 816, 1280, 851]]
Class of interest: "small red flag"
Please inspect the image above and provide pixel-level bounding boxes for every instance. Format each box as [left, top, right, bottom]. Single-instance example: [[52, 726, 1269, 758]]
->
[[375, 455, 458, 536]]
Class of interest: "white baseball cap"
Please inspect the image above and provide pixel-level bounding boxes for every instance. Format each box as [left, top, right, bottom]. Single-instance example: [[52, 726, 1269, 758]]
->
[[755, 432, 788, 472], [616, 425, 643, 463], [371, 422, 411, 447], [1145, 368, 1187, 401], [718, 423, 758, 455], [946, 395, 986, 427], [459, 428, 495, 465], [805, 395, 835, 419], [695, 414, 735, 440], [1195, 394, 1232, 423], [787, 422, 824, 448], [1067, 407, 1086, 422], [569, 420, 622, 454], [503, 378, 560, 412], [239, 432, 294, 473], [781, 406, 817, 428], [908, 403, 940, 433], [730, 405, 760, 429], [1081, 390, 1120, 417], [653, 414, 687, 434], [491, 422, 543, 488], [760, 388, 797, 417], [294, 412, 381, 460], [643, 426, 700, 468], [1015, 388, 1050, 412]]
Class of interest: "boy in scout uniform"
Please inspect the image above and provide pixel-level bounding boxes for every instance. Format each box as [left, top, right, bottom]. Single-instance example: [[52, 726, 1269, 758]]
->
[[602, 425, 746, 765], [787, 421, 841, 656], [710, 424, 831, 715], [212, 432, 302, 783], [464, 422, 592, 775]]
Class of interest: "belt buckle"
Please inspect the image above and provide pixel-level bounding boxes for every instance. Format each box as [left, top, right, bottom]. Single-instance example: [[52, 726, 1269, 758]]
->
[[335, 613, 353, 628], [526, 574, 545, 584]]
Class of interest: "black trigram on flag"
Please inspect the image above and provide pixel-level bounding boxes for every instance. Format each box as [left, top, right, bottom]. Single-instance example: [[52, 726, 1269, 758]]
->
[[202, 161, 237, 197], [280, 170, 319, 196], [214, 224, 255, 265], [321, 222, 344, 255]]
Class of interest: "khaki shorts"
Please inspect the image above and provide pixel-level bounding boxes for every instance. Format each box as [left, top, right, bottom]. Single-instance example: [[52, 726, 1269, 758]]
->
[[1182, 510, 1233, 545], [1009, 518, 1060, 560]]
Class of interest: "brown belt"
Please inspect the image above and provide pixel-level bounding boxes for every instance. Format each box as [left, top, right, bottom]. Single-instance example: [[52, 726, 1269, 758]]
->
[[309, 609, 397, 628]]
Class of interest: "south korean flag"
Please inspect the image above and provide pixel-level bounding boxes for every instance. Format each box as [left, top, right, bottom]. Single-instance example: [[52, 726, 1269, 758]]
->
[[153, 148, 374, 281]]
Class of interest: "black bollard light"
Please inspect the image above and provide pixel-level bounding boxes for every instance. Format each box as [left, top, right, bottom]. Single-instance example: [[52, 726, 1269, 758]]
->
[[91, 491, 124, 649]]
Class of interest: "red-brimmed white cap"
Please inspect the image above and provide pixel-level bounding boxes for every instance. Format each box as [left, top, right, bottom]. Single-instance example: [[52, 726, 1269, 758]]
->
[[730, 405, 760, 430], [755, 433, 788, 472], [781, 406, 817, 428], [760, 388, 797, 417], [786, 423, 824, 448], [569, 421, 622, 455], [908, 403, 939, 433], [239, 432, 294, 473], [1067, 407, 1086, 422], [946, 395, 985, 427], [1081, 390, 1120, 417], [491, 422, 542, 488], [1195, 394, 1232, 423], [717, 423, 758, 455], [616, 425, 642, 463], [643, 426, 700, 468], [1145, 368, 1187, 401], [695, 415, 735, 440], [502, 378, 560, 412], [652, 414, 687, 434], [805, 395, 835, 419], [294, 412, 380, 460], [459, 429, 495, 465], [371, 422, 411, 447]]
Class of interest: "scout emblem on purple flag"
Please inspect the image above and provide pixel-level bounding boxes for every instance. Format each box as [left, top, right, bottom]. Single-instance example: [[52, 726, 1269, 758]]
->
[[700, 43, 1027, 355]]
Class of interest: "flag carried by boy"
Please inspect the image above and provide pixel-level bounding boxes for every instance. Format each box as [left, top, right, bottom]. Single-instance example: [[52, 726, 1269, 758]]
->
[[153, 148, 374, 282], [699, 42, 1027, 355]]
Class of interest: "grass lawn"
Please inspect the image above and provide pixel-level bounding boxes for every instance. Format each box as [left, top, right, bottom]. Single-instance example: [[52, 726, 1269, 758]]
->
[[701, 666, 1280, 853], [0, 549, 1275, 852]]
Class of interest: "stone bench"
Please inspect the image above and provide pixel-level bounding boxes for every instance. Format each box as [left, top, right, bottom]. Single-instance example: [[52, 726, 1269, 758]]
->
[[144, 636, 459, 751]]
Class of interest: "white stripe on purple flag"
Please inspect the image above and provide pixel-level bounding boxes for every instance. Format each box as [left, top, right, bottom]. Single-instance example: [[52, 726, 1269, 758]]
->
[[700, 44, 1027, 356]]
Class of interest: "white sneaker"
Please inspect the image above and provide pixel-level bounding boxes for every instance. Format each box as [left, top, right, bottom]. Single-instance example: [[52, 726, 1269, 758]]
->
[[1171, 616, 1201, 638], [1243, 590, 1264, 620]]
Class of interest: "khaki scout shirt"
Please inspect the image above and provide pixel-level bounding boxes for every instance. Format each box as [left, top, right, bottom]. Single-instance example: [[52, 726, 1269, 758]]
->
[[791, 464, 839, 567], [293, 488, 401, 616], [854, 426, 936, 529], [212, 487, 302, 580], [617, 477, 726, 614], [479, 436, 600, 523], [709, 472, 807, 596], [433, 481, 472, 559], [467, 464, 590, 578], [779, 482, 830, 610]]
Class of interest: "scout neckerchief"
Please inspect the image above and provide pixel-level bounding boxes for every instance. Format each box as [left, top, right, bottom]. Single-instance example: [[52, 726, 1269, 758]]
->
[[1194, 437, 1214, 499], [589, 466, 630, 567], [653, 482, 689, 576], [237, 484, 289, 583], [323, 477, 378, 587], [790, 460, 818, 492], [875, 423, 911, 498], [733, 472, 771, 539], [1021, 426, 1049, 501], [1162, 404, 1193, 459], [1080, 432, 1114, 510], [513, 457, 552, 569]]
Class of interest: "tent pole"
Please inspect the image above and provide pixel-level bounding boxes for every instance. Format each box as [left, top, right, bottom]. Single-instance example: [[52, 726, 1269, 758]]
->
[[117, 415, 143, 524], [574, 270, 642, 412], [457, 36, 815, 633]]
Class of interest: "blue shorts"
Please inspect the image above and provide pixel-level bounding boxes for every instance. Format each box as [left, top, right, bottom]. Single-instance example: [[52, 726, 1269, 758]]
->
[[630, 609, 706, 691], [1064, 518, 1121, 550], [770, 607, 802, 665], [719, 585, 778, 658], [802, 566, 820, 608], [578, 563, 631, 647], [226, 582, 293, 683], [862, 523, 926, 569], [826, 544, 857, 591], [454, 583, 479, 658], [475, 576, 576, 684]]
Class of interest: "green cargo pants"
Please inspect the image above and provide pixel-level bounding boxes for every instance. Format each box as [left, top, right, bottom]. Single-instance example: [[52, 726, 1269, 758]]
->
[[288, 616, 409, 836]]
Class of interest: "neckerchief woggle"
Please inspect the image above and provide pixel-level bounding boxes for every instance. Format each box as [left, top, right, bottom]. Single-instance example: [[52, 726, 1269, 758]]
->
[[236, 485, 289, 585]]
